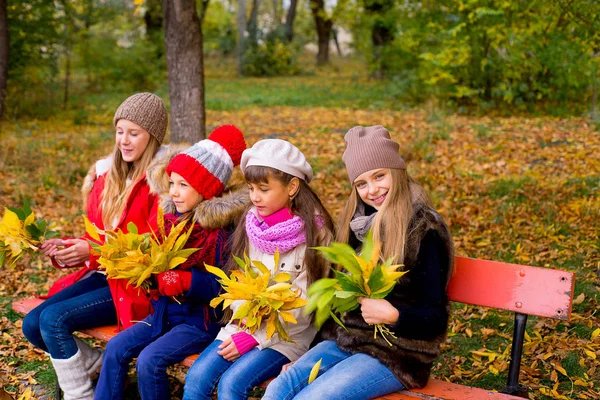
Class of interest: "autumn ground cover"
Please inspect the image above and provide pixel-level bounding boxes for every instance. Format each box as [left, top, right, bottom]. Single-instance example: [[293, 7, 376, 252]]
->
[[0, 64, 599, 399]]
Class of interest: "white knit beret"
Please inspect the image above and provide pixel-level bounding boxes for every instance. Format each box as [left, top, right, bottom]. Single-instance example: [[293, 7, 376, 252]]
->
[[240, 139, 313, 183]]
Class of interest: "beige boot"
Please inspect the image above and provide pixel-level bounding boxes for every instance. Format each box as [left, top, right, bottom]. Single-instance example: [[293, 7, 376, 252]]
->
[[50, 350, 94, 400], [74, 337, 104, 380]]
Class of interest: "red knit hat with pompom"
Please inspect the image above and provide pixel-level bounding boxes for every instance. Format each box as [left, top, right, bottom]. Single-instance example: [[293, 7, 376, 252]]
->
[[166, 125, 246, 200]]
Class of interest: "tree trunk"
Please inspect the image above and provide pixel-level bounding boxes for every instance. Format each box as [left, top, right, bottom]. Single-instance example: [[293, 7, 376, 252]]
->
[[332, 27, 342, 56], [144, 0, 164, 59], [83, 0, 92, 87], [365, 0, 394, 79], [63, 36, 71, 110], [310, 0, 332, 66], [237, 0, 247, 75], [163, 0, 206, 142], [247, 0, 260, 47], [283, 0, 298, 42], [0, 0, 8, 120]]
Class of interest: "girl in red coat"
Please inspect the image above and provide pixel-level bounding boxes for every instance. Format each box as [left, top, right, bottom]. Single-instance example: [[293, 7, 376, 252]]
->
[[95, 125, 247, 400], [22, 93, 168, 400]]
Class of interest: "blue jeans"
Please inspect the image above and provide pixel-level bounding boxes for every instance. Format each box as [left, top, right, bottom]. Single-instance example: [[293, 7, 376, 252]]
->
[[262, 340, 405, 400], [95, 317, 215, 400], [22, 273, 116, 359], [183, 339, 290, 400]]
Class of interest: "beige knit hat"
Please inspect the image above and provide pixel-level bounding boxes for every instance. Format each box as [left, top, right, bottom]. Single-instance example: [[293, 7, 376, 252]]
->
[[342, 125, 407, 183], [113, 93, 168, 143]]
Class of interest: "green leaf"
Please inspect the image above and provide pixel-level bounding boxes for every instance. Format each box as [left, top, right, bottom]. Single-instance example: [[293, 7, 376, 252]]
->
[[307, 278, 338, 295], [25, 224, 42, 240], [329, 310, 348, 330], [367, 265, 385, 293], [127, 222, 138, 235]]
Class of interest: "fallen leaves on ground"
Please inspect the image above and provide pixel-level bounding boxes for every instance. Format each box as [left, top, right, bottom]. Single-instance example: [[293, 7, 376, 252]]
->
[[0, 108, 598, 399]]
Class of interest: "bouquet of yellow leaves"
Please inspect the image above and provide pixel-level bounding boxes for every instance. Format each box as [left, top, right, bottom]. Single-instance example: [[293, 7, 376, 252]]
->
[[304, 232, 408, 346], [206, 250, 308, 343], [0, 202, 59, 268], [85, 208, 199, 290]]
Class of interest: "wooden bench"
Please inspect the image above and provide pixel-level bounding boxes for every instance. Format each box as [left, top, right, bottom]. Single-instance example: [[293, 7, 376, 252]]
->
[[13, 256, 574, 400]]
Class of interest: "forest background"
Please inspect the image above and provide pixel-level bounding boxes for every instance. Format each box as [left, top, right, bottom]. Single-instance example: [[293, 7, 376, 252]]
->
[[0, 0, 599, 399]]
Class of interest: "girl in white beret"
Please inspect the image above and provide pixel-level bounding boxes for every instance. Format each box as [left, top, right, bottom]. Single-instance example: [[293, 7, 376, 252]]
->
[[183, 139, 334, 400]]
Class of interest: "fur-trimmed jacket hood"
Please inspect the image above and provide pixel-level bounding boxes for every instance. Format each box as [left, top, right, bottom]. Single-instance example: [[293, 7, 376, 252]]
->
[[322, 204, 454, 389]]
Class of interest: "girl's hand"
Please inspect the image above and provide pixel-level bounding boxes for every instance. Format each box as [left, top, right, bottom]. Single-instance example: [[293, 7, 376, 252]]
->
[[39, 238, 65, 257], [281, 362, 294, 373], [217, 337, 241, 362], [357, 297, 399, 325], [52, 239, 90, 267]]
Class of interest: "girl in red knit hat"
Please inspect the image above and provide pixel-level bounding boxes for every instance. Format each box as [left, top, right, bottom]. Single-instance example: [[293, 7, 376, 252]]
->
[[94, 125, 248, 400]]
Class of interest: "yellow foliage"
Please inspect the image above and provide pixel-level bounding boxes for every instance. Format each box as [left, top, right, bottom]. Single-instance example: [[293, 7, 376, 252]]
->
[[206, 249, 307, 343], [0, 204, 58, 268], [86, 213, 199, 290]]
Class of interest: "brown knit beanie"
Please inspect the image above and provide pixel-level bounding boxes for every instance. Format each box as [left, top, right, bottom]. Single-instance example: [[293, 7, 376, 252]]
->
[[113, 93, 168, 144], [342, 125, 407, 183]]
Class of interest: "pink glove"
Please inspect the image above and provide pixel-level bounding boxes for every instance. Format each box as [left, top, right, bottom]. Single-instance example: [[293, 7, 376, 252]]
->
[[157, 270, 192, 297], [231, 332, 259, 356]]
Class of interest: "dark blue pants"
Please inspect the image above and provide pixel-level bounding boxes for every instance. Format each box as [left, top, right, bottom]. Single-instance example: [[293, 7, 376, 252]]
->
[[22, 273, 116, 359], [95, 315, 216, 400]]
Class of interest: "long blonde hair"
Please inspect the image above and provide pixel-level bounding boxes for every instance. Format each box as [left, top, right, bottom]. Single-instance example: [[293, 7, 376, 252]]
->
[[336, 169, 431, 265], [101, 137, 161, 229]]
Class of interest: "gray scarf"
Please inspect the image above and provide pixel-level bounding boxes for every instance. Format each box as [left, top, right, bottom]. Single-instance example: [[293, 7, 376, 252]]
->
[[349, 201, 377, 242]]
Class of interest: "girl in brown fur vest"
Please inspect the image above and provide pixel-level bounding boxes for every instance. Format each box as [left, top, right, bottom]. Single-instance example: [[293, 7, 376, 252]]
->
[[263, 125, 454, 400]]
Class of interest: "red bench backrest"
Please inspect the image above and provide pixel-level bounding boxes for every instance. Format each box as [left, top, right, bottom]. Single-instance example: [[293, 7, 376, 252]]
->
[[448, 257, 574, 320]]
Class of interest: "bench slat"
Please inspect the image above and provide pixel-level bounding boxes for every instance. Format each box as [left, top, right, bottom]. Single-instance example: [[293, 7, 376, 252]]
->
[[448, 257, 574, 320], [12, 298, 200, 366], [393, 378, 523, 399]]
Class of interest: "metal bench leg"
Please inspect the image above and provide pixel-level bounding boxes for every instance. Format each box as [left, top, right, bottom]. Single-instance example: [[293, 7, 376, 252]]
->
[[501, 312, 529, 398], [56, 379, 62, 400]]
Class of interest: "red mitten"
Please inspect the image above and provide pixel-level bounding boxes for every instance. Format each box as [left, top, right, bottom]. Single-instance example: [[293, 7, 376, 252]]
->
[[157, 270, 192, 297]]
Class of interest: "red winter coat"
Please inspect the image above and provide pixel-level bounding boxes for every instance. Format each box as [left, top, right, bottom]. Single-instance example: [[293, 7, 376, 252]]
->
[[46, 163, 159, 330]]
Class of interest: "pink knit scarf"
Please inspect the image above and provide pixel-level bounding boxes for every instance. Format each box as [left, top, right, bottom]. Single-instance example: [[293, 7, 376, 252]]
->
[[245, 210, 306, 254]]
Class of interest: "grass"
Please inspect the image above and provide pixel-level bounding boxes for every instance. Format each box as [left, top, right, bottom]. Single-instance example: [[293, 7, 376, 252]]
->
[[1, 59, 599, 400]]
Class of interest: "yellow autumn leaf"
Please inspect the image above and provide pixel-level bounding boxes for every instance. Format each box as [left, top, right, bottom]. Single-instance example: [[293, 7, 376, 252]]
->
[[554, 364, 568, 377], [273, 272, 292, 282], [17, 388, 32, 400], [583, 349, 596, 360], [205, 264, 229, 280], [573, 293, 585, 305], [308, 358, 322, 384], [279, 311, 297, 324], [592, 328, 600, 341]]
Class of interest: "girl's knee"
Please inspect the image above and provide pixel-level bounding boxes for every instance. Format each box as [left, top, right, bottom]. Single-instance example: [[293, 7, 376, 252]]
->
[[22, 312, 41, 341], [136, 348, 165, 378], [217, 371, 250, 399], [38, 306, 65, 339], [104, 338, 125, 362]]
